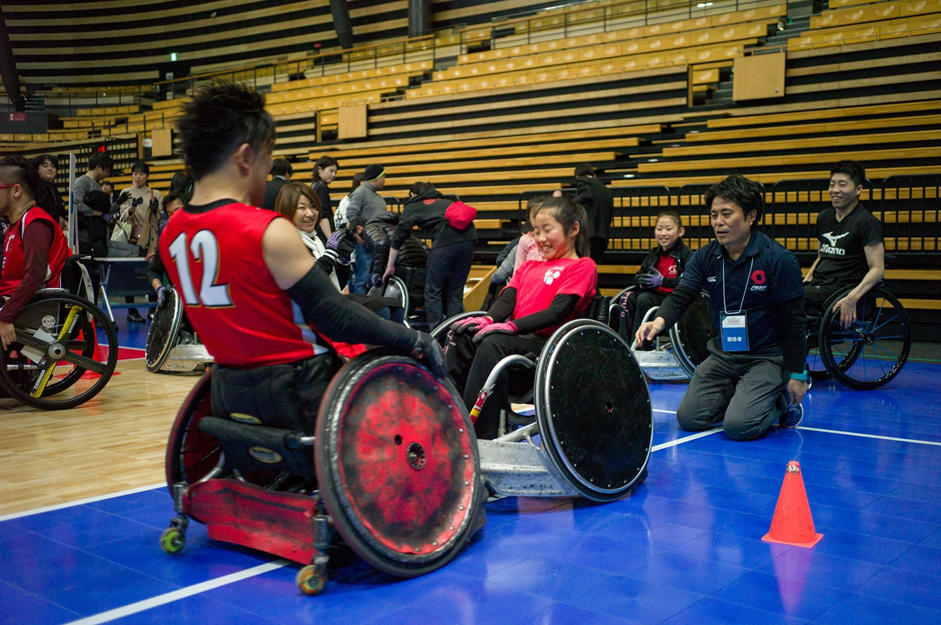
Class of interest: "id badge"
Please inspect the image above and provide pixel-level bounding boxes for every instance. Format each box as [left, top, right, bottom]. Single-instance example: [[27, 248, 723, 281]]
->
[[721, 312, 749, 352]]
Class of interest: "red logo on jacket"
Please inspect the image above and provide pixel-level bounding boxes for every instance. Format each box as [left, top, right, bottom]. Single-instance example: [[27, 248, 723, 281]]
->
[[751, 270, 766, 285]]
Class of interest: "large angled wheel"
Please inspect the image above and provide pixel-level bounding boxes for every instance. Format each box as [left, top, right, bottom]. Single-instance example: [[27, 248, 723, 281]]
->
[[367, 276, 410, 314], [0, 291, 118, 409], [146, 288, 183, 373], [819, 285, 911, 390], [534, 320, 652, 502], [669, 291, 716, 377], [314, 351, 481, 577]]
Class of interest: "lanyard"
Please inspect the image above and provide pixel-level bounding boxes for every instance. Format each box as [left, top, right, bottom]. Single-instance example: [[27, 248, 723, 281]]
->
[[722, 257, 753, 315]]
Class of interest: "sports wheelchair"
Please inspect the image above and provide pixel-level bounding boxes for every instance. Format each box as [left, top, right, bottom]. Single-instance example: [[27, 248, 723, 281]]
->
[[161, 349, 485, 595], [432, 300, 652, 502], [145, 287, 214, 373], [805, 283, 911, 390], [0, 289, 118, 410], [608, 286, 716, 381]]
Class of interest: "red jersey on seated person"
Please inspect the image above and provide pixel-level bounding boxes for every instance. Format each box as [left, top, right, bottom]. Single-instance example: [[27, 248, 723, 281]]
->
[[159, 199, 329, 367], [0, 206, 70, 296], [507, 256, 597, 337]]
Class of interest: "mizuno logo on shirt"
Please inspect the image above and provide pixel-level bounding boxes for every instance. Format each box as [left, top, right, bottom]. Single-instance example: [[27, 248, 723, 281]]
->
[[822, 231, 849, 247]]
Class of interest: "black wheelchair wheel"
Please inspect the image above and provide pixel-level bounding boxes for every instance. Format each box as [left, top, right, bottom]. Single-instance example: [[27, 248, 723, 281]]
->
[[314, 351, 482, 577], [367, 276, 410, 315], [670, 291, 716, 377], [0, 291, 118, 410], [819, 286, 911, 390], [146, 288, 183, 373], [534, 320, 652, 502]]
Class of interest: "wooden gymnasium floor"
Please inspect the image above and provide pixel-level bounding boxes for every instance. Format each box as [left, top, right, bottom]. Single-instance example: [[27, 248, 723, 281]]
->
[[1, 310, 941, 625]]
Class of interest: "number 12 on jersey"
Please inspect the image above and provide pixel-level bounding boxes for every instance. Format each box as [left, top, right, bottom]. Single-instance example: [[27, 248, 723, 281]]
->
[[168, 231, 233, 307]]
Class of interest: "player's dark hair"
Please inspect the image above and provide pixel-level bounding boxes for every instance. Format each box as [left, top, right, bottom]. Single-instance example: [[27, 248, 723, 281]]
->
[[131, 160, 150, 175], [0, 155, 41, 198], [32, 154, 59, 170], [574, 163, 595, 177], [271, 158, 293, 177], [87, 152, 112, 173], [169, 169, 194, 203], [176, 83, 276, 180], [535, 196, 591, 258], [312, 155, 339, 184], [705, 175, 764, 231], [163, 189, 185, 207], [657, 210, 683, 229], [830, 160, 866, 188]]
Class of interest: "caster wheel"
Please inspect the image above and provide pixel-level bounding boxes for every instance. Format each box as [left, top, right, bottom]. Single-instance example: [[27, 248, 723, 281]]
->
[[160, 527, 186, 554], [296, 565, 327, 596]]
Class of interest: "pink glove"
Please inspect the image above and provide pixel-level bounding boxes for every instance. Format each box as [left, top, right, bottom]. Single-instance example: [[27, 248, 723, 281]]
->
[[473, 320, 518, 343], [451, 315, 492, 334]]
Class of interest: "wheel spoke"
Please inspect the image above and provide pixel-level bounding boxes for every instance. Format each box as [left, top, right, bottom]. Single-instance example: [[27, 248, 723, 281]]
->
[[869, 313, 900, 335]]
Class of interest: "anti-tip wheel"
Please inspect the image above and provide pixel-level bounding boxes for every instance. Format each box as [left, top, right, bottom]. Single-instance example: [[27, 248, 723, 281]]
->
[[296, 565, 327, 596], [160, 527, 186, 554]]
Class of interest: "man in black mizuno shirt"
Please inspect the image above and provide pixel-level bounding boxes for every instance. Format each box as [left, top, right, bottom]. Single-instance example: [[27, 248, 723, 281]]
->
[[803, 160, 885, 328]]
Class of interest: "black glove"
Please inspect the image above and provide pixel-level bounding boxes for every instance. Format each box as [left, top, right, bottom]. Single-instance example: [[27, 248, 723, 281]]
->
[[149, 197, 160, 215], [410, 331, 447, 379], [116, 191, 131, 205], [336, 231, 357, 262]]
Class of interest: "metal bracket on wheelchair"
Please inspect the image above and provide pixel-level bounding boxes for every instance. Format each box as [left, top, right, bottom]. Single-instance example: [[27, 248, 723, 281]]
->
[[469, 354, 536, 422], [478, 427, 579, 498], [311, 499, 333, 573], [172, 482, 188, 516]]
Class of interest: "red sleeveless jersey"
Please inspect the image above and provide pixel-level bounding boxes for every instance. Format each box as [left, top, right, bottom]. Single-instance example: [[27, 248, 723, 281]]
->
[[159, 199, 326, 367], [0, 206, 70, 296]]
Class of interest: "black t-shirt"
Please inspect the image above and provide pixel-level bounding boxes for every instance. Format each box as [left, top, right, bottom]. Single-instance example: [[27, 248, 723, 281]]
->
[[813, 203, 883, 289], [311, 181, 334, 245], [679, 230, 804, 356]]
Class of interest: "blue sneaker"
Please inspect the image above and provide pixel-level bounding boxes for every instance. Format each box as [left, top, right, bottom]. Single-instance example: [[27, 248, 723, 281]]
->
[[779, 401, 804, 429]]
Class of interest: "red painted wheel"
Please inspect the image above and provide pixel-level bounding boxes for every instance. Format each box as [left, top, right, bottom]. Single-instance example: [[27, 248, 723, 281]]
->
[[315, 351, 481, 577]]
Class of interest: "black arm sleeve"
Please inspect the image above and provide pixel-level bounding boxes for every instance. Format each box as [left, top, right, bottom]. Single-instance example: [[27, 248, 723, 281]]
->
[[512, 294, 581, 335], [315, 250, 337, 276], [287, 265, 416, 349], [778, 296, 808, 374], [147, 250, 166, 285], [652, 285, 700, 331], [486, 287, 517, 322]]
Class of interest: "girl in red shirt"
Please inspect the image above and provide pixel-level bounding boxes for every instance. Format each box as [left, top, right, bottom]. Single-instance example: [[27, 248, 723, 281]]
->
[[444, 197, 597, 439]]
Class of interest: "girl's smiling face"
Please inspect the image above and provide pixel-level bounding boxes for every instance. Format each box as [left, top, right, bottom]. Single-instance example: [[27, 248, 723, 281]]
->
[[533, 209, 579, 261], [292, 195, 318, 233], [655, 216, 683, 250]]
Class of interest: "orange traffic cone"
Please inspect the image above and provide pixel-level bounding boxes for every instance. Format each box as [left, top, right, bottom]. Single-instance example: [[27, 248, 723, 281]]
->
[[762, 461, 823, 548]]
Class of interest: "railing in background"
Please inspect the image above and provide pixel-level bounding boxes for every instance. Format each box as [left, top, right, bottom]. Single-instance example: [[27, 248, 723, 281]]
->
[[520, 175, 939, 259], [460, 0, 782, 54]]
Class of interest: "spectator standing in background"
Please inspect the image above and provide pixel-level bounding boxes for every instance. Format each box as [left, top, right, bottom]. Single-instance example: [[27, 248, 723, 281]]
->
[[262, 158, 293, 210], [115, 161, 163, 256], [311, 155, 338, 244], [346, 164, 388, 294], [553, 164, 613, 264], [335, 172, 364, 229], [73, 152, 112, 256], [31, 154, 66, 229], [100, 180, 117, 204]]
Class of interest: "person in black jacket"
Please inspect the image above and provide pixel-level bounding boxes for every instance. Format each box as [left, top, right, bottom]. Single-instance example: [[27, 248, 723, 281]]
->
[[611, 211, 691, 349], [553, 164, 613, 264], [383, 182, 478, 329], [261, 158, 292, 210], [32, 154, 66, 228]]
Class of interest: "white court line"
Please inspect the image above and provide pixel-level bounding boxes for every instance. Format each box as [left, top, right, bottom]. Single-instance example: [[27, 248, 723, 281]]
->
[[798, 426, 941, 447], [652, 427, 721, 451], [0, 482, 165, 523], [653, 409, 677, 414], [64, 560, 289, 625]]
